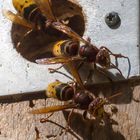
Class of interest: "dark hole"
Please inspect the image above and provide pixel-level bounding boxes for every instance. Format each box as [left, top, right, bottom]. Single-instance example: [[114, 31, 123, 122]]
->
[[11, 0, 85, 62]]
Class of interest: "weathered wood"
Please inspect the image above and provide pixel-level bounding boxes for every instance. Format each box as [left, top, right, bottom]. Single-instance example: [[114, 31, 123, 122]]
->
[[0, 81, 140, 140], [0, 0, 139, 139]]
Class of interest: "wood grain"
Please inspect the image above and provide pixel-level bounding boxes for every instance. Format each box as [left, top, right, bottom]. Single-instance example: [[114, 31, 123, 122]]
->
[[0, 81, 140, 140], [1, 0, 139, 139]]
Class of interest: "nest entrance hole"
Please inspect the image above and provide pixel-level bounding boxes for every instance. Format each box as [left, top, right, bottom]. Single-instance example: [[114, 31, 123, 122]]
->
[[11, 0, 86, 62]]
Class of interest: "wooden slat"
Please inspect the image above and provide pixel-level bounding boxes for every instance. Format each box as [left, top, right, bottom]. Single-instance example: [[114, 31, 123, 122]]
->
[[0, 82, 140, 140]]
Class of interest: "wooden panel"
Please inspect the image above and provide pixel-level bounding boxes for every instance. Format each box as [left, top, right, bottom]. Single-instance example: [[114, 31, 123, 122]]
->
[[0, 81, 140, 140], [0, 0, 140, 140], [1, 0, 139, 96]]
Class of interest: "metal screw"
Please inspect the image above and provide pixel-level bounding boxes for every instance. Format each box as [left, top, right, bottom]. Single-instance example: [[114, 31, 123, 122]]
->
[[105, 12, 121, 29]]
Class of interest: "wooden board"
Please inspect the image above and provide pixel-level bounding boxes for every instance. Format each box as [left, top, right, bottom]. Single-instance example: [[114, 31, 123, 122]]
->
[[0, 0, 139, 96], [0, 0, 140, 139], [0, 80, 140, 140]]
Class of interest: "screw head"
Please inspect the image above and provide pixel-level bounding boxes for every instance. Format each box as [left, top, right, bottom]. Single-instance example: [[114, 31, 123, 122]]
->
[[105, 12, 121, 29]]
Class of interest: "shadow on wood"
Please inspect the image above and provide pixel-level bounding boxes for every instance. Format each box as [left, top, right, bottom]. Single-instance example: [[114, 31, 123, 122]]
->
[[62, 110, 125, 140]]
